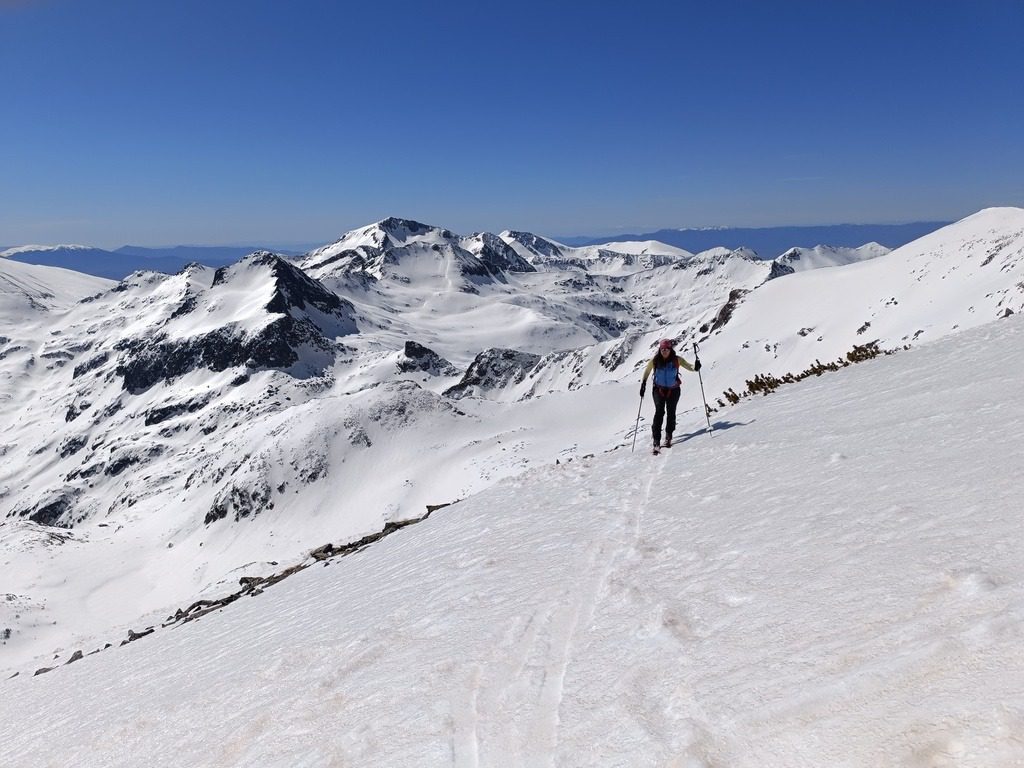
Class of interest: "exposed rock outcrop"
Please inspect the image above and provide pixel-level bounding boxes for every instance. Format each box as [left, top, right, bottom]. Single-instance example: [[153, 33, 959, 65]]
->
[[397, 341, 459, 376], [444, 348, 542, 399]]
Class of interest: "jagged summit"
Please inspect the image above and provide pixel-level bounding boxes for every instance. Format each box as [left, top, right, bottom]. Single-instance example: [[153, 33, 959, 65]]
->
[[303, 219, 695, 282], [214, 251, 347, 316], [376, 216, 454, 242], [301, 219, 529, 286], [459, 232, 535, 273], [318, 217, 454, 255], [501, 230, 567, 260]]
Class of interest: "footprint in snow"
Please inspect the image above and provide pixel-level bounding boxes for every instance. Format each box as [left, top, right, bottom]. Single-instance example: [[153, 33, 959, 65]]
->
[[942, 569, 1000, 596]]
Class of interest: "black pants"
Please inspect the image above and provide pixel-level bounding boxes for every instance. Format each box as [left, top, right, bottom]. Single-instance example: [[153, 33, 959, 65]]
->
[[651, 386, 680, 443]]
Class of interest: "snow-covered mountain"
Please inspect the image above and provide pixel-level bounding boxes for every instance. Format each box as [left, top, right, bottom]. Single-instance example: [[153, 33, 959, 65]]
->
[[1, 207, 1023, 689], [500, 229, 692, 274], [769, 242, 889, 277], [3, 302, 1022, 767], [300, 217, 532, 290]]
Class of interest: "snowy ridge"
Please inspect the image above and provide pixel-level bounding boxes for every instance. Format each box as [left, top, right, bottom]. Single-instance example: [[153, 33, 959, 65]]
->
[[699, 207, 1024, 389], [576, 221, 951, 259], [773, 242, 889, 273], [500, 229, 694, 275]]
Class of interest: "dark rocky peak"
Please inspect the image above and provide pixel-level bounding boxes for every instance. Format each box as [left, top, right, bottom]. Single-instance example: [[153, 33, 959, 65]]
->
[[398, 341, 459, 376], [777, 247, 803, 263], [503, 231, 566, 259], [443, 348, 542, 399], [214, 251, 348, 316], [464, 232, 536, 273], [377, 217, 452, 242], [343, 218, 453, 251], [115, 254, 355, 394], [767, 248, 807, 277], [767, 260, 796, 281]]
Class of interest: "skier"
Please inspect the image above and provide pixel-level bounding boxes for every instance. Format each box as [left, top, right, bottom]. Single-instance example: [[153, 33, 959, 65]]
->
[[640, 339, 701, 453]]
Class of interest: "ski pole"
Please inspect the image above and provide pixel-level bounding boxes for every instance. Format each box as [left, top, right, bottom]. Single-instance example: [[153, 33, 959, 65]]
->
[[693, 342, 713, 436], [630, 391, 643, 452]]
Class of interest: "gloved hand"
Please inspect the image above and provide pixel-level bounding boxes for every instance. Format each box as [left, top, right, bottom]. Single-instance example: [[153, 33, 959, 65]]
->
[[694, 358, 702, 372], [639, 381, 646, 397]]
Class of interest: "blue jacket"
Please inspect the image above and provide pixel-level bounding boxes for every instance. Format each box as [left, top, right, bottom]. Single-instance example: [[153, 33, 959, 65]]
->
[[642, 354, 695, 389]]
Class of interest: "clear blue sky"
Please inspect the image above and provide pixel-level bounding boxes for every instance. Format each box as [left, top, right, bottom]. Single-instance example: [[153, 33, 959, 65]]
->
[[2, 0, 1022, 248]]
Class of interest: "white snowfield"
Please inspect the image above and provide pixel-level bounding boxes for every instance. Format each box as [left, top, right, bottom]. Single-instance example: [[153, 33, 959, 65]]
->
[[0, 258, 111, 319], [2, 313, 1022, 767]]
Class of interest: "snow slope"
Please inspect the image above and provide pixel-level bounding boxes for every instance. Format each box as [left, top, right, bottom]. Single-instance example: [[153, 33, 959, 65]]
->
[[697, 207, 1024, 390], [0, 257, 111, 319], [2, 312, 1021, 767], [0, 259, 113, 434]]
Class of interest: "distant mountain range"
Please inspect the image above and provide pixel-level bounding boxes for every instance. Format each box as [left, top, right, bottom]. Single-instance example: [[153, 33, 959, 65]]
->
[[2, 222, 947, 281], [0, 244, 306, 280], [561, 221, 950, 257]]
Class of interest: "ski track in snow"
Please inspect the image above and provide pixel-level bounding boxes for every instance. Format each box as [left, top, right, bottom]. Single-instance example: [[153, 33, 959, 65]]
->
[[453, 461, 664, 767]]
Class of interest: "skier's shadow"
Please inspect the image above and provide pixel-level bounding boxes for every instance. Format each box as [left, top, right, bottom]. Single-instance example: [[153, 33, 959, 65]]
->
[[674, 419, 751, 445]]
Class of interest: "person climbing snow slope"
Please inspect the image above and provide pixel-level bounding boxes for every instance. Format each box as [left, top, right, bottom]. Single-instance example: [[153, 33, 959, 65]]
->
[[640, 338, 700, 454]]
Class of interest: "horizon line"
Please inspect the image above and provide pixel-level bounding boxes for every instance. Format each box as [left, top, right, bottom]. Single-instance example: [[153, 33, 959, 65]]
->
[[2, 217, 968, 252]]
